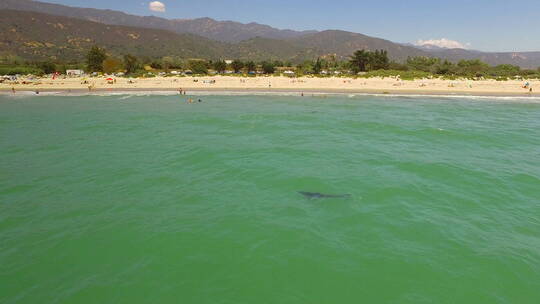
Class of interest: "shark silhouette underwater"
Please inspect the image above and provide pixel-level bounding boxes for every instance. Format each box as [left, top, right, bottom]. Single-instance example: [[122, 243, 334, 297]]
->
[[298, 191, 351, 199]]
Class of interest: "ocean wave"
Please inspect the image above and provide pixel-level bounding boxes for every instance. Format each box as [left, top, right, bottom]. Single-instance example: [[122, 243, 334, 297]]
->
[[2, 89, 540, 102], [347, 93, 540, 102]]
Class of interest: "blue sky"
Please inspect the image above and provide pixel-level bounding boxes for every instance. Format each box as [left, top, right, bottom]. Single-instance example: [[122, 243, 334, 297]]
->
[[43, 0, 540, 52]]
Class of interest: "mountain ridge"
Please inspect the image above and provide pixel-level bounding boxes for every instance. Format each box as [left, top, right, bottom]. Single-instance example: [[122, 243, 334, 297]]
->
[[0, 0, 317, 42], [0, 10, 430, 63], [0, 10, 231, 61], [1, 0, 540, 68]]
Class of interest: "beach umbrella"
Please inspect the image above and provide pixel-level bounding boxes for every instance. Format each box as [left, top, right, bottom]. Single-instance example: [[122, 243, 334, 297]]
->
[[106, 78, 114, 81]]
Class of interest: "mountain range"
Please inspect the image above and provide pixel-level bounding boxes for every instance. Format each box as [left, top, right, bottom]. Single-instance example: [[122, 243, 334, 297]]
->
[[0, 0, 316, 42], [1, 0, 540, 68]]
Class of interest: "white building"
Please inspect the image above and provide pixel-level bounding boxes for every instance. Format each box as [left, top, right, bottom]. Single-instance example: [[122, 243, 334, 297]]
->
[[283, 70, 295, 77], [66, 70, 84, 77]]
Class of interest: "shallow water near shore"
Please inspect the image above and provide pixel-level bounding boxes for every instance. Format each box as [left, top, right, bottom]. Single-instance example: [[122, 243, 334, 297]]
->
[[1, 94, 540, 303]]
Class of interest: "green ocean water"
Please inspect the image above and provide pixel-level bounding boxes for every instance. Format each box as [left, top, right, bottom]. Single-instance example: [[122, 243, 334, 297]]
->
[[1, 93, 540, 303]]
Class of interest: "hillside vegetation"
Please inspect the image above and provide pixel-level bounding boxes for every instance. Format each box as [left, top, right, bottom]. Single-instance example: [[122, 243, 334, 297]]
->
[[2, 1, 540, 68], [0, 10, 230, 61]]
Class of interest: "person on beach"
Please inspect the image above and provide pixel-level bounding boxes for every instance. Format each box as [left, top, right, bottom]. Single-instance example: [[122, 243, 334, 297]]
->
[[12, 87, 15, 94]]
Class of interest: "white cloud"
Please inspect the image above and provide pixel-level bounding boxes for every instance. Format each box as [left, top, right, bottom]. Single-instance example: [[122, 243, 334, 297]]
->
[[149, 1, 166, 12], [415, 38, 470, 49]]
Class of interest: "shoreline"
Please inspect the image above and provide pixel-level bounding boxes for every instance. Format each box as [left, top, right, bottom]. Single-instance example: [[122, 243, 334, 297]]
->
[[1, 87, 539, 99]]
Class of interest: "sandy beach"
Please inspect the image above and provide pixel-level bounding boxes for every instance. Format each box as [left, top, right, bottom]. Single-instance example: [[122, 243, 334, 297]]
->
[[1, 75, 539, 97]]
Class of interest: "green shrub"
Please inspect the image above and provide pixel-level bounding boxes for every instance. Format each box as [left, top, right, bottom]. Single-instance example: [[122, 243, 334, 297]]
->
[[0, 66, 42, 75], [357, 69, 431, 80]]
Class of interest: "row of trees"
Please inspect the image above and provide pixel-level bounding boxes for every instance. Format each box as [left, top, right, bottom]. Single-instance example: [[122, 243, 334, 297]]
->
[[0, 54, 84, 75], [85, 46, 280, 75], [398, 57, 533, 78], [184, 60, 276, 74], [3, 46, 540, 79], [87, 46, 139, 74], [347, 49, 540, 79]]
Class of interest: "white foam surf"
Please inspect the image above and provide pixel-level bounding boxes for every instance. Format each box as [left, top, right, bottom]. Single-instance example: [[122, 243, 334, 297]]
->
[[2, 89, 540, 103]]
